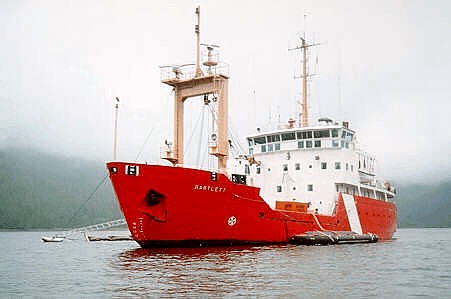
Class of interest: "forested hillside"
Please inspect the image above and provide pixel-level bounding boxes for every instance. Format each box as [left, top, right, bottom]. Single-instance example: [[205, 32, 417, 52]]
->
[[0, 145, 450, 229], [397, 181, 451, 228], [0, 146, 122, 229]]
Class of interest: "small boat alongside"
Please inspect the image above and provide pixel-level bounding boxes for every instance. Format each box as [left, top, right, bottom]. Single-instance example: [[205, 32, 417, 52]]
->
[[41, 236, 65, 243]]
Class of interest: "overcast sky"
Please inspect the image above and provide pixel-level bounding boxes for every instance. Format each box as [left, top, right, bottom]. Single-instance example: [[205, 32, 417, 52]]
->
[[1, 0, 451, 184]]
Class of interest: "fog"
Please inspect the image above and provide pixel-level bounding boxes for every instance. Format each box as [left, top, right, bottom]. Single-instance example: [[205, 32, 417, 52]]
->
[[1, 0, 450, 184]]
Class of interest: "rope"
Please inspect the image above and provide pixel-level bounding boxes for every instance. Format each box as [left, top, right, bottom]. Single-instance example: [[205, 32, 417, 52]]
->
[[67, 173, 109, 227], [311, 212, 327, 231], [134, 126, 154, 162], [185, 104, 205, 157], [195, 105, 207, 167]]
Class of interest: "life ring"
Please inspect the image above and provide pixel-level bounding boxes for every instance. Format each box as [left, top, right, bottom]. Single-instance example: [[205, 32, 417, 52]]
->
[[227, 216, 237, 226]]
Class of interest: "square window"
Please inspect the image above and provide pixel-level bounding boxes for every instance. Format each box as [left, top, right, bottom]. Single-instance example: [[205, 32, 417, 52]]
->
[[277, 185, 282, 192], [295, 163, 300, 170], [298, 141, 304, 149], [332, 140, 340, 147], [314, 140, 321, 148], [275, 143, 280, 151], [332, 129, 338, 137], [245, 165, 250, 175], [307, 184, 313, 191], [321, 162, 327, 169], [268, 144, 273, 152], [335, 162, 341, 170], [306, 140, 312, 148], [261, 145, 266, 152], [256, 167, 261, 174], [283, 164, 288, 171]]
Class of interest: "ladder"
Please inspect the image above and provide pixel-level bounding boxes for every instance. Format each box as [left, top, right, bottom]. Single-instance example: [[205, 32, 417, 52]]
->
[[69, 218, 127, 233]]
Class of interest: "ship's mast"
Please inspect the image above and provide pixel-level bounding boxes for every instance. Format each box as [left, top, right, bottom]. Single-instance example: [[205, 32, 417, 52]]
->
[[301, 37, 308, 127], [289, 34, 320, 127], [195, 7, 202, 78], [160, 6, 230, 174]]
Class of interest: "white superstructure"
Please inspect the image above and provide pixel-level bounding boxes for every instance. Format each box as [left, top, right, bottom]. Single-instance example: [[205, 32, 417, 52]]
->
[[239, 118, 395, 215]]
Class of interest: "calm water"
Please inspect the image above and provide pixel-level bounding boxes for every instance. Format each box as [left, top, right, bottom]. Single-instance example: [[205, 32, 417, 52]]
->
[[1, 228, 450, 298]]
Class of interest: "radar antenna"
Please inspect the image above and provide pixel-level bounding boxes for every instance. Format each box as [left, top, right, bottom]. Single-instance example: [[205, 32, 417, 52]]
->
[[201, 43, 220, 74], [159, 63, 195, 79]]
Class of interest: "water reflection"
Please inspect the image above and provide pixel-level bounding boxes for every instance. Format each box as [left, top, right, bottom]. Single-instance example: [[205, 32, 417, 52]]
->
[[111, 245, 291, 297]]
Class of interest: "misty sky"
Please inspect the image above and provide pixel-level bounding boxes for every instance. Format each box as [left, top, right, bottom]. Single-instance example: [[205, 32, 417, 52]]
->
[[1, 0, 451, 183]]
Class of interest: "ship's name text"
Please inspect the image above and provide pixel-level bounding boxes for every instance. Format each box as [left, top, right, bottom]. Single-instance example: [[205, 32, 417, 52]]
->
[[193, 184, 226, 193]]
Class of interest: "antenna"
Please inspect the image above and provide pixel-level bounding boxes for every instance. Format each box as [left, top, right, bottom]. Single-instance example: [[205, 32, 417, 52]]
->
[[195, 6, 202, 77], [113, 97, 120, 160], [201, 43, 220, 74], [159, 63, 195, 79], [288, 34, 321, 127]]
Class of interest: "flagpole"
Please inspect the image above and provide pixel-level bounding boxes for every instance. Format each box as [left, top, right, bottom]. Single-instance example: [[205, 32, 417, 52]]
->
[[113, 97, 120, 160]]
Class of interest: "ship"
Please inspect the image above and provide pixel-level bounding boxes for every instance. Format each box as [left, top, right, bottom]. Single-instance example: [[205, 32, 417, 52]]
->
[[107, 7, 397, 247]]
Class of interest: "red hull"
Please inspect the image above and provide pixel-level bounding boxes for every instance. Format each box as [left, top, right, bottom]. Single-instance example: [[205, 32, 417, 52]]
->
[[107, 162, 397, 247]]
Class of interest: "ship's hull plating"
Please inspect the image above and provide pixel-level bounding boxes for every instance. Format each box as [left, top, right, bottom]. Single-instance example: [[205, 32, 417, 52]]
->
[[107, 162, 397, 247]]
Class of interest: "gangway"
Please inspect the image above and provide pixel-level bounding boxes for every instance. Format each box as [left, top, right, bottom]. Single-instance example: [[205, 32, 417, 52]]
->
[[69, 218, 127, 233]]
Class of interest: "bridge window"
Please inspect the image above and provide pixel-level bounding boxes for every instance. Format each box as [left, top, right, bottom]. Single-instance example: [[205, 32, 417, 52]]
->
[[297, 131, 312, 139], [261, 145, 266, 152], [267, 134, 280, 143], [275, 143, 280, 151], [314, 130, 330, 138], [254, 136, 266, 144], [314, 140, 321, 148], [298, 141, 304, 149], [282, 132, 296, 141], [268, 144, 273, 152], [332, 129, 338, 137]]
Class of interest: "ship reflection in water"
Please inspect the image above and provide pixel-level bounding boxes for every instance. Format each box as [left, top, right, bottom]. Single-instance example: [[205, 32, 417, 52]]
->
[[106, 229, 451, 298], [113, 245, 288, 297], [1, 230, 449, 298], [112, 242, 402, 298]]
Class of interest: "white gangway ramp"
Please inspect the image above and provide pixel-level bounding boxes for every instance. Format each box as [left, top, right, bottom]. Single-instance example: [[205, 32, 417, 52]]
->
[[342, 194, 363, 234], [70, 218, 127, 233]]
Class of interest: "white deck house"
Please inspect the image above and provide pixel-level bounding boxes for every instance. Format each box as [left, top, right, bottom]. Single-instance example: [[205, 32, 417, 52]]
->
[[230, 118, 395, 215]]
